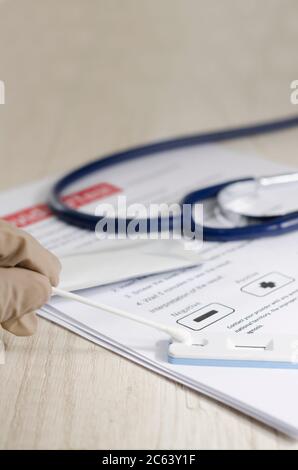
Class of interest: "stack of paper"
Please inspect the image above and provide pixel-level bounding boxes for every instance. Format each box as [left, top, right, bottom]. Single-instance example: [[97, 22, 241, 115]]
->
[[1, 144, 298, 437]]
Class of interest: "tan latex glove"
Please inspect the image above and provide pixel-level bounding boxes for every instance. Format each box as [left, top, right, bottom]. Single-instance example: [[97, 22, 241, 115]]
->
[[0, 219, 61, 336]]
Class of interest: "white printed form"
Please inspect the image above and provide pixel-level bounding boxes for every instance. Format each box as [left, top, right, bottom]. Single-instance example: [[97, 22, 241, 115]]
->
[[99, 238, 298, 338], [47, 226, 298, 436], [2, 144, 298, 436]]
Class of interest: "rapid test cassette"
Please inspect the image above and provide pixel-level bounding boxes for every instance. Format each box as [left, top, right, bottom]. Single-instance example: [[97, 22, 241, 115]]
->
[[168, 334, 298, 369]]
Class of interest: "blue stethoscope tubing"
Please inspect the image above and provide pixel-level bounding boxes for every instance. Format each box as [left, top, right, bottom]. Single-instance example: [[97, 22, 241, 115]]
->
[[49, 115, 298, 241]]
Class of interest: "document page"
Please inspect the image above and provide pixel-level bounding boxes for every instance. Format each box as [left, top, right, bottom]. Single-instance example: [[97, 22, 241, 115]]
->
[[1, 144, 298, 436], [47, 229, 298, 436], [0, 144, 284, 256]]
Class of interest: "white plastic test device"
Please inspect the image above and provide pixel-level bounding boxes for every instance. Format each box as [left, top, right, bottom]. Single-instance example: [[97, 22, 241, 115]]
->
[[52, 287, 298, 369]]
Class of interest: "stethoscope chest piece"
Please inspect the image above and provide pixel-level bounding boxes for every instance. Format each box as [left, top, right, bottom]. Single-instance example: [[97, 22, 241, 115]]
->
[[218, 172, 298, 222]]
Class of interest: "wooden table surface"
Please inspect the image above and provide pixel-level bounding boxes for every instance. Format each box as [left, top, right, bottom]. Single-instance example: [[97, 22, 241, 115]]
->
[[0, 0, 298, 449]]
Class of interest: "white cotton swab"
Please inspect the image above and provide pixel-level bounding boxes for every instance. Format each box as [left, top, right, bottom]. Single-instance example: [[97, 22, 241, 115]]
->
[[52, 287, 192, 345]]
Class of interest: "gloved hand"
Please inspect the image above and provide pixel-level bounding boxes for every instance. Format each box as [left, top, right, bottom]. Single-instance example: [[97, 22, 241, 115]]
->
[[0, 219, 61, 336]]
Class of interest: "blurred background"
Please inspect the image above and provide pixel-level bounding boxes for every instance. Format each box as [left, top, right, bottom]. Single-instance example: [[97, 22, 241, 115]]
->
[[0, 0, 297, 188]]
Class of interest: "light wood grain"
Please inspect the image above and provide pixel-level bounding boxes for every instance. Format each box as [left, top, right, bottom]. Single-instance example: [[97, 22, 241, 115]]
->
[[0, 0, 298, 449]]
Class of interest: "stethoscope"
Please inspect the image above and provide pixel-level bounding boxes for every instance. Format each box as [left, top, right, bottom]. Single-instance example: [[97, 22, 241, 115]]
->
[[49, 115, 298, 242]]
